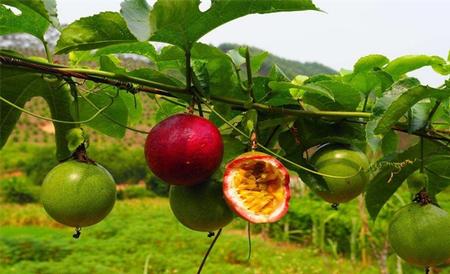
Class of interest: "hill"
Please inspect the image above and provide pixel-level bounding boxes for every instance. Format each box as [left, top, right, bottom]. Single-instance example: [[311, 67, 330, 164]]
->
[[218, 43, 336, 78]]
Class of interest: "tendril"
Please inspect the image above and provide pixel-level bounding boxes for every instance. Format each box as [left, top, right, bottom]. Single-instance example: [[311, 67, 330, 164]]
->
[[0, 95, 110, 124], [78, 91, 150, 134]]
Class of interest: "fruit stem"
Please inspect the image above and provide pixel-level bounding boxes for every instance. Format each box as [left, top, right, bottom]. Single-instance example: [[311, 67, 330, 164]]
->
[[72, 227, 81, 239], [197, 228, 222, 274], [331, 203, 339, 210], [43, 40, 53, 63], [244, 47, 256, 102], [72, 144, 95, 164], [420, 136, 425, 173], [247, 222, 252, 261], [413, 189, 432, 206]]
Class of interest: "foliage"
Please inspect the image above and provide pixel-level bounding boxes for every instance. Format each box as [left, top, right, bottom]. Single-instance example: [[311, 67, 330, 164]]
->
[[0, 177, 40, 204], [117, 185, 155, 200]]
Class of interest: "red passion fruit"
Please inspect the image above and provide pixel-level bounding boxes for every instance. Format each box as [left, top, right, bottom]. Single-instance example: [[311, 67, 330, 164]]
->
[[223, 152, 290, 223], [145, 114, 224, 186]]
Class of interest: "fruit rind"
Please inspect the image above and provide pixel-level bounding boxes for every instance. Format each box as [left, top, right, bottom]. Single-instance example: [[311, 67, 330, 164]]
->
[[223, 152, 290, 224], [388, 203, 450, 267]]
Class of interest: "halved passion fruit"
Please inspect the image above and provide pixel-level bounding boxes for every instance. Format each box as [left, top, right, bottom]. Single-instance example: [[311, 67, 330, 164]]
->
[[223, 152, 290, 223]]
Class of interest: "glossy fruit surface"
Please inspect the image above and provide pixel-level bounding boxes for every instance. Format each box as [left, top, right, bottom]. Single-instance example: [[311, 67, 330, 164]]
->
[[310, 144, 369, 203], [169, 180, 233, 232], [388, 203, 450, 266], [145, 114, 223, 186], [223, 152, 290, 223], [41, 160, 116, 227]]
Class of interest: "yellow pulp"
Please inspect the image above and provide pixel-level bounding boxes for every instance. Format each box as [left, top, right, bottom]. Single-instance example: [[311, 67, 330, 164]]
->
[[233, 160, 285, 216]]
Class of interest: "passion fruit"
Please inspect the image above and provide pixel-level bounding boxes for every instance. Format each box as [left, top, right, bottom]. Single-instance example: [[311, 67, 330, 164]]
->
[[41, 160, 116, 227], [310, 144, 369, 204], [145, 114, 224, 186], [388, 203, 450, 266], [169, 180, 234, 232], [223, 152, 290, 223]]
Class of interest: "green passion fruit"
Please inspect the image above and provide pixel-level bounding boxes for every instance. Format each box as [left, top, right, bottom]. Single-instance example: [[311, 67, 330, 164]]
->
[[169, 180, 233, 232], [310, 144, 369, 204], [41, 160, 116, 228], [388, 203, 450, 267]]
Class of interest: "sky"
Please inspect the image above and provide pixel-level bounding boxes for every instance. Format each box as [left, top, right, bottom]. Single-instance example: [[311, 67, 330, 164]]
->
[[55, 0, 450, 86]]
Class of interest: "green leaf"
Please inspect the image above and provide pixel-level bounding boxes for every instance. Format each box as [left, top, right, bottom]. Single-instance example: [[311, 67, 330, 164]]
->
[[296, 118, 366, 151], [251, 51, 269, 73], [278, 132, 328, 192], [384, 55, 448, 79], [408, 102, 431, 132], [120, 0, 151, 41], [192, 59, 210, 97], [242, 109, 258, 135], [154, 99, 185, 124], [119, 92, 143, 125], [227, 49, 246, 67], [374, 86, 450, 135], [159, 43, 245, 100], [0, 66, 76, 160], [381, 130, 398, 156], [55, 12, 137, 54], [353, 54, 389, 73], [302, 81, 361, 111], [346, 70, 394, 95], [149, 0, 319, 49], [365, 139, 450, 220], [128, 68, 183, 87], [94, 42, 157, 62], [212, 135, 246, 180], [268, 64, 289, 81], [0, 0, 50, 40], [425, 155, 450, 196], [74, 89, 128, 138], [99, 55, 127, 74]]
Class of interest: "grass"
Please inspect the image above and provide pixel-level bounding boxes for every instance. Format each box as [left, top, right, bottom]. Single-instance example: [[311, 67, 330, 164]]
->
[[0, 198, 383, 274]]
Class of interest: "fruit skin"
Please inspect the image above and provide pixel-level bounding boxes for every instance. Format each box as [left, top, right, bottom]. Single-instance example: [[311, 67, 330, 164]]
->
[[145, 114, 224, 186], [310, 144, 369, 204], [388, 203, 450, 266], [41, 160, 116, 227], [169, 180, 233, 232], [223, 151, 291, 223]]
